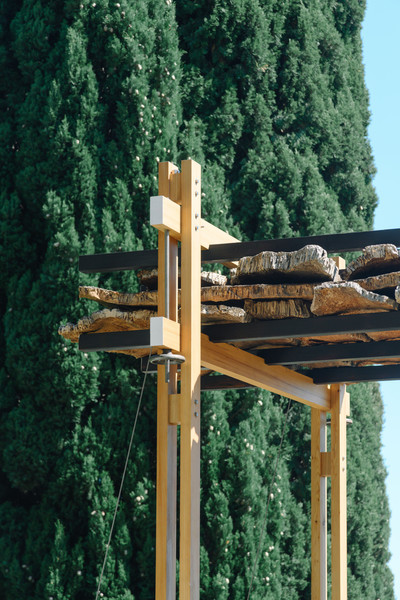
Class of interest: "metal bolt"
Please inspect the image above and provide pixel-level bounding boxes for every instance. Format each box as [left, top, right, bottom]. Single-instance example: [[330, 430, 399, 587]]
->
[[195, 179, 199, 184], [194, 399, 199, 405], [195, 226, 199, 231], [195, 213, 199, 218], [194, 411, 199, 417], [195, 191, 199, 196]]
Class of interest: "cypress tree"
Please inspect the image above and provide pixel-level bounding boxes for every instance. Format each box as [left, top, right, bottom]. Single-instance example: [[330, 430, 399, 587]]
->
[[176, 0, 394, 597], [0, 1, 395, 599], [0, 1, 181, 598]]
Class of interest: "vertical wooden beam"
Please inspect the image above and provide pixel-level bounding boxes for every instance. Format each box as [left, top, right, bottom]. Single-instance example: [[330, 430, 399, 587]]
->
[[331, 384, 348, 600], [156, 162, 179, 600], [311, 409, 328, 600], [179, 159, 202, 600]]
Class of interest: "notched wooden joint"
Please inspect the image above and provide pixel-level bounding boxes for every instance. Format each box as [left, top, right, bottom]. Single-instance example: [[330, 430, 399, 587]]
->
[[321, 451, 331, 477], [168, 393, 181, 425]]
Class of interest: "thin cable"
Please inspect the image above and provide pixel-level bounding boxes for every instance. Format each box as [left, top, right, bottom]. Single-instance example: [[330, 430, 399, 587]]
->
[[95, 349, 153, 600], [246, 398, 293, 600]]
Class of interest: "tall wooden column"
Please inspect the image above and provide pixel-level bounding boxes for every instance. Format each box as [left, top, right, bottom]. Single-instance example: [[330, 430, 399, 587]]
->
[[331, 384, 348, 600], [311, 409, 328, 600], [179, 159, 202, 600], [156, 162, 179, 600]]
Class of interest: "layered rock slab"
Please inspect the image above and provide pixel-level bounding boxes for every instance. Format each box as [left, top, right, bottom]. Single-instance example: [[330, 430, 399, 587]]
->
[[233, 245, 339, 284], [200, 304, 251, 324], [79, 286, 158, 308], [79, 283, 317, 310], [354, 271, 400, 295], [311, 281, 398, 316], [343, 244, 400, 280], [244, 299, 311, 320], [137, 268, 227, 289], [59, 308, 155, 343]]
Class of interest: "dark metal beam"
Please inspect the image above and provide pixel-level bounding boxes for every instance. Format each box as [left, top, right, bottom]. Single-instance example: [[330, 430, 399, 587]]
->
[[258, 340, 400, 366], [203, 311, 400, 343], [79, 329, 150, 352], [201, 228, 400, 263], [307, 364, 400, 384], [79, 228, 400, 273], [201, 375, 256, 391], [79, 249, 158, 273]]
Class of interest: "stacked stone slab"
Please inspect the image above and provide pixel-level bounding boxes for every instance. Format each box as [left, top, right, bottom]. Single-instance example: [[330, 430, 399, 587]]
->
[[59, 244, 400, 367]]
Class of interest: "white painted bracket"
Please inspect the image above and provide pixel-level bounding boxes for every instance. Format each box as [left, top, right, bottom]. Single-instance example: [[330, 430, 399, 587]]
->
[[150, 316, 181, 352], [150, 195, 181, 240]]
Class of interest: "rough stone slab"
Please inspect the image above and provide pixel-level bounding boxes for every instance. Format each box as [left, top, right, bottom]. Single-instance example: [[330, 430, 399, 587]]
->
[[354, 271, 400, 294], [311, 282, 398, 316], [79, 286, 158, 308], [201, 282, 316, 303], [244, 299, 311, 320], [80, 282, 317, 311], [233, 245, 339, 284], [58, 308, 155, 343], [367, 330, 400, 342], [343, 244, 400, 280], [301, 333, 372, 345], [396, 286, 400, 303], [200, 304, 252, 324], [231, 338, 301, 352], [138, 268, 227, 289]]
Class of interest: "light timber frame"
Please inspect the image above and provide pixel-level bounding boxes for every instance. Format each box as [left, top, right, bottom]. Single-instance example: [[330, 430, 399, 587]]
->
[[149, 160, 349, 600]]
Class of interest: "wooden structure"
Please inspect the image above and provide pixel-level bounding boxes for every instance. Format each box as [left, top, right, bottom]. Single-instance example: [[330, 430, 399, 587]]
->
[[74, 160, 400, 600]]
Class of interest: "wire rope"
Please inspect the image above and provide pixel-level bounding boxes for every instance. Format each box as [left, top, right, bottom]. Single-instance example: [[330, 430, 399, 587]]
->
[[246, 398, 293, 600], [95, 349, 153, 600]]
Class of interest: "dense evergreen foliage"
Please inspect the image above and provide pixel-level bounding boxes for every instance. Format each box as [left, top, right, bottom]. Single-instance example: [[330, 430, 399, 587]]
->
[[0, 0, 394, 599]]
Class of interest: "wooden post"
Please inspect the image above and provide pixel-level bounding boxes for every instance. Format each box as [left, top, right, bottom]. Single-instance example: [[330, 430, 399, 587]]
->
[[179, 159, 202, 600], [331, 384, 348, 600], [156, 162, 179, 600], [311, 409, 328, 600]]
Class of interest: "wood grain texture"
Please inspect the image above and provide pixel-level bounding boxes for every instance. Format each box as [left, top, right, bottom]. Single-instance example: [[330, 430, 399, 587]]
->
[[330, 384, 348, 600], [311, 410, 328, 600], [201, 334, 331, 410], [156, 161, 179, 600], [179, 159, 202, 600]]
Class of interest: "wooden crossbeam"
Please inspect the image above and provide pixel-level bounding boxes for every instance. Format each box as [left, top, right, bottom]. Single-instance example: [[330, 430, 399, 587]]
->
[[201, 335, 331, 411], [150, 193, 240, 268]]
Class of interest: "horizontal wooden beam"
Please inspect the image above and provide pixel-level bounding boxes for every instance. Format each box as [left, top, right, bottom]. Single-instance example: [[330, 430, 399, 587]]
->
[[203, 311, 400, 343], [258, 339, 400, 366], [307, 364, 400, 384], [149, 194, 240, 267], [201, 335, 331, 410]]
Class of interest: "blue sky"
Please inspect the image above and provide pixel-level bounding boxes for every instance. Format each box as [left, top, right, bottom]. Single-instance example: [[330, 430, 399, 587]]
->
[[362, 1, 400, 597]]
